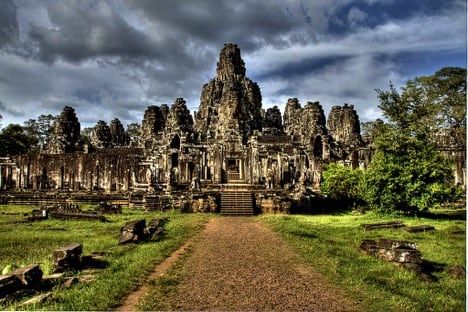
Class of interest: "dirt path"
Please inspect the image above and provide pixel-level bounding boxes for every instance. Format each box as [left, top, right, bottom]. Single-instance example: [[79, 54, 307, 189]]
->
[[144, 217, 360, 311], [115, 218, 216, 311]]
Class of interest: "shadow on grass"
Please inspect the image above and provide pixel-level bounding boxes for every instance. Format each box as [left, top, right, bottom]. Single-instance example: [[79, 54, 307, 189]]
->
[[418, 259, 447, 282]]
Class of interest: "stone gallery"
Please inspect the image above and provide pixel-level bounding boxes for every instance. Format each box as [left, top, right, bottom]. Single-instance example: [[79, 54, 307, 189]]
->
[[0, 44, 464, 214]]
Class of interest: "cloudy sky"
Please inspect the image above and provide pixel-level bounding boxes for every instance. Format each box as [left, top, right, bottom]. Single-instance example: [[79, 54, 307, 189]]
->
[[0, 0, 466, 128]]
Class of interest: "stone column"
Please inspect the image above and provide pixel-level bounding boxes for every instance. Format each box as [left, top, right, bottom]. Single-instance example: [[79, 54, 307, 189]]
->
[[0, 165, 3, 190]]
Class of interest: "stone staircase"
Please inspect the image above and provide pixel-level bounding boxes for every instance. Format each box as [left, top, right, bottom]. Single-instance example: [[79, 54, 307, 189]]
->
[[220, 191, 254, 215]]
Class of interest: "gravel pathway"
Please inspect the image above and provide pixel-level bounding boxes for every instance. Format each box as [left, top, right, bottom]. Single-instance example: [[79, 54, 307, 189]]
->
[[160, 216, 360, 311]]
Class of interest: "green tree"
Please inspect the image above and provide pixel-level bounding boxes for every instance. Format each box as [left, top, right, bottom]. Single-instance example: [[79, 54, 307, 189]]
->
[[23, 114, 56, 151], [0, 124, 38, 156], [416, 67, 466, 146], [363, 69, 464, 214], [321, 163, 364, 207]]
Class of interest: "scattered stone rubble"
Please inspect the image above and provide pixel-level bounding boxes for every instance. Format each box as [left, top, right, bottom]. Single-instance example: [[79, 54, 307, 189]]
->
[[27, 203, 106, 222], [53, 243, 83, 273], [0, 243, 110, 301], [118, 217, 168, 244], [360, 239, 426, 277], [361, 220, 406, 231]]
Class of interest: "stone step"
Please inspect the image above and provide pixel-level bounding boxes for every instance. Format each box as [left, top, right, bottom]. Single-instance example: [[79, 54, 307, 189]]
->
[[220, 191, 254, 216]]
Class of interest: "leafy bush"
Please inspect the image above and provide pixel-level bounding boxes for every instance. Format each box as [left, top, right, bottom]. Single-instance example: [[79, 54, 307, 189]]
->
[[321, 163, 365, 208], [362, 139, 461, 214]]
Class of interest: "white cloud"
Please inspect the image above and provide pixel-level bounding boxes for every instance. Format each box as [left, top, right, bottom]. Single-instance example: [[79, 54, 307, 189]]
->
[[248, 9, 465, 70], [260, 54, 405, 121]]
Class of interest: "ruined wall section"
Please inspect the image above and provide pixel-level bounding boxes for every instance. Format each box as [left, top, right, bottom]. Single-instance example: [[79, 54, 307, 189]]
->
[[12, 148, 145, 192], [196, 43, 262, 143]]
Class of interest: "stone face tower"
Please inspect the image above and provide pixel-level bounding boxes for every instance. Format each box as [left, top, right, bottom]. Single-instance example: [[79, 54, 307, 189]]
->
[[196, 43, 262, 142], [46, 106, 81, 153], [327, 104, 362, 146]]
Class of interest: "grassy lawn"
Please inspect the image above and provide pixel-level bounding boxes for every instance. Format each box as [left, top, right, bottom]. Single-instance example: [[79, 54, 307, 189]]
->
[[0, 204, 211, 311], [260, 210, 466, 312]]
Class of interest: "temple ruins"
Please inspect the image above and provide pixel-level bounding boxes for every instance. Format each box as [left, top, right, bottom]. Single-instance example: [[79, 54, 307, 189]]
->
[[0, 44, 464, 214]]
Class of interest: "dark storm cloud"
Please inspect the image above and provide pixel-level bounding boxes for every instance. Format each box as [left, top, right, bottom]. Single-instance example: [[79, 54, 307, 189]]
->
[[127, 0, 318, 51], [28, 1, 155, 63], [0, 0, 465, 127], [0, 0, 19, 47], [0, 99, 23, 117]]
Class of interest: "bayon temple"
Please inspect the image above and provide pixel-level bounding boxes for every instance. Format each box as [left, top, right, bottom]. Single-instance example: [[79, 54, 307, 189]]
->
[[0, 44, 465, 214]]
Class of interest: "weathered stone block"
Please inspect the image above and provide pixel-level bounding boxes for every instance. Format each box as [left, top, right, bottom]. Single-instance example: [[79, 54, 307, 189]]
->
[[377, 239, 417, 251], [119, 219, 146, 244], [12, 264, 43, 287], [359, 239, 378, 256], [146, 217, 168, 237], [53, 243, 82, 272], [0, 274, 21, 297], [361, 238, 422, 268], [377, 247, 421, 264], [405, 225, 435, 233], [361, 221, 405, 230]]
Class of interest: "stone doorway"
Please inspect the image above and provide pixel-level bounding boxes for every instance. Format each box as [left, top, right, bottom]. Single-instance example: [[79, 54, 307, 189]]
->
[[226, 158, 240, 181]]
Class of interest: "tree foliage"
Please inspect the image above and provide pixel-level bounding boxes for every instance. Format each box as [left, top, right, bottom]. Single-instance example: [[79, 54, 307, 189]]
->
[[364, 67, 465, 213], [23, 114, 56, 149], [0, 124, 38, 156], [321, 163, 364, 207]]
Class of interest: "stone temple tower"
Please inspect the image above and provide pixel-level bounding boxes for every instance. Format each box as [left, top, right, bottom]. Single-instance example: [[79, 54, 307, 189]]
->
[[196, 43, 262, 143]]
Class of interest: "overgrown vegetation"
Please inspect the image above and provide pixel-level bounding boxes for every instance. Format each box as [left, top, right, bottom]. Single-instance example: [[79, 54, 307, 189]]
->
[[322, 67, 465, 214], [261, 211, 465, 312], [320, 163, 364, 208], [0, 205, 210, 310]]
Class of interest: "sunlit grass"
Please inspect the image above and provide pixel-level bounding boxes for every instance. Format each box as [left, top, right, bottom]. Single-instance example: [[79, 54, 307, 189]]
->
[[0, 204, 211, 310], [260, 211, 465, 312]]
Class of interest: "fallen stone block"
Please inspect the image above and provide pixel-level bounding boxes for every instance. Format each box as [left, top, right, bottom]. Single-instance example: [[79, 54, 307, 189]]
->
[[359, 239, 378, 256], [0, 274, 22, 298], [49, 212, 106, 222], [377, 247, 422, 264], [119, 219, 146, 244], [53, 243, 82, 272], [146, 217, 168, 237], [405, 225, 435, 233], [361, 220, 405, 230], [360, 238, 422, 268], [43, 273, 64, 282], [12, 264, 43, 287], [377, 238, 417, 250]]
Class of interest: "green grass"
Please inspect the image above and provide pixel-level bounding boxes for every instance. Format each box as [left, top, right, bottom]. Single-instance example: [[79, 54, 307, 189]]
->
[[137, 246, 191, 311], [0, 204, 211, 310], [260, 211, 466, 312]]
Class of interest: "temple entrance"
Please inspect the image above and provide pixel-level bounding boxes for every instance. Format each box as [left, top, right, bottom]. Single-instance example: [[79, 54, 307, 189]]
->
[[226, 158, 240, 182]]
